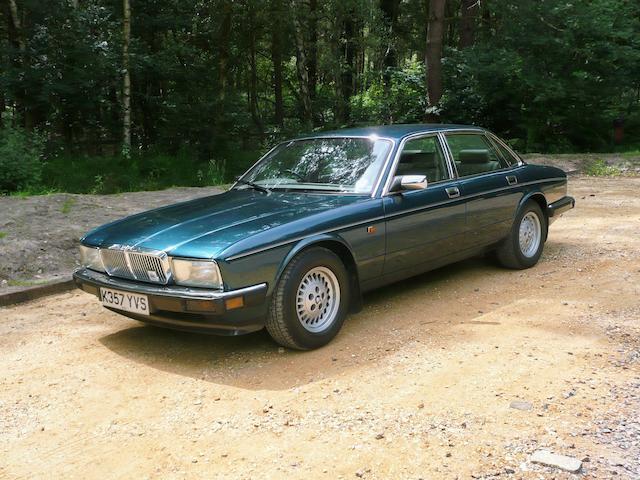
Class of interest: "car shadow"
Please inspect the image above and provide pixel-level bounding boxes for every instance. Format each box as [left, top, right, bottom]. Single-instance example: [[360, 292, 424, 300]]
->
[[99, 256, 503, 391]]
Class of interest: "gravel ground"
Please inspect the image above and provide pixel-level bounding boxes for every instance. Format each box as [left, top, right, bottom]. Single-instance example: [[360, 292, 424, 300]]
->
[[0, 175, 639, 479]]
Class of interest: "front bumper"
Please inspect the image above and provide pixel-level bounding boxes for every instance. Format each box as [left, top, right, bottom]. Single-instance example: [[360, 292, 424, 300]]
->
[[73, 268, 268, 335], [547, 196, 575, 220]]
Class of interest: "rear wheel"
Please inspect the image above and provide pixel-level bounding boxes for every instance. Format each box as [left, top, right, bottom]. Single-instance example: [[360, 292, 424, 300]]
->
[[496, 201, 547, 269], [266, 247, 350, 350]]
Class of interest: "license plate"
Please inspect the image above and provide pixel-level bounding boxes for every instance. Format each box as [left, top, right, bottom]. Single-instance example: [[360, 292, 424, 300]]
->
[[100, 288, 150, 315]]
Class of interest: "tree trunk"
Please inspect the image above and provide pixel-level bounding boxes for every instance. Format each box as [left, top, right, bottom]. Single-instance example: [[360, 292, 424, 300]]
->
[[248, 5, 263, 135], [291, 0, 313, 128], [217, 1, 232, 110], [481, 0, 492, 36], [339, 13, 356, 124], [380, 0, 400, 94], [270, 0, 284, 128], [308, 0, 318, 102], [122, 0, 132, 154], [459, 0, 479, 48], [7, 0, 25, 53], [6, 0, 33, 129], [425, 0, 446, 118]]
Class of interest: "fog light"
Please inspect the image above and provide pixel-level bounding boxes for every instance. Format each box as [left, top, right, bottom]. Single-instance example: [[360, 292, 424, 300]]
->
[[185, 299, 218, 312]]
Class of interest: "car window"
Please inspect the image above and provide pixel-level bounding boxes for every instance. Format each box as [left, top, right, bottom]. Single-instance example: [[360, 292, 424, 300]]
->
[[490, 136, 520, 166], [445, 133, 510, 177], [394, 136, 450, 184], [241, 137, 392, 194]]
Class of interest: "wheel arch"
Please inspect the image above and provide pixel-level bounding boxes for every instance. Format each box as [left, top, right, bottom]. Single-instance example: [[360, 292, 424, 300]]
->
[[275, 235, 363, 313], [518, 191, 549, 240]]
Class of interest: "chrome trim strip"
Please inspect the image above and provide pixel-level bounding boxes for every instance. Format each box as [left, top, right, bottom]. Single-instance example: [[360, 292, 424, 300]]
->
[[380, 128, 488, 196], [486, 131, 525, 166], [437, 131, 458, 179], [382, 177, 566, 219], [225, 215, 387, 262], [224, 176, 566, 262], [74, 268, 265, 300], [381, 131, 445, 196], [97, 245, 173, 285]]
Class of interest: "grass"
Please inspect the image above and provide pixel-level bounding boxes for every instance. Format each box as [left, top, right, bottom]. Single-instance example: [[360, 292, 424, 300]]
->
[[33, 148, 260, 195], [0, 231, 6, 239], [584, 158, 622, 176], [61, 197, 76, 214], [7, 279, 50, 287], [621, 150, 640, 159]]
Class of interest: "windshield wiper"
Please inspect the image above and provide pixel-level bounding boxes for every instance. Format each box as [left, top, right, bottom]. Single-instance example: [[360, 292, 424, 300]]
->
[[235, 179, 271, 194]]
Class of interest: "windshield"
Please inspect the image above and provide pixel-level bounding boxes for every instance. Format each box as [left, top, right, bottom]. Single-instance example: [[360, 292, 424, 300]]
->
[[237, 137, 392, 194]]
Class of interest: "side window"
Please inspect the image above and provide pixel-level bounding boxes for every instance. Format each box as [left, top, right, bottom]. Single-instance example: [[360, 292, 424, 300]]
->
[[445, 133, 509, 177], [490, 136, 520, 167], [395, 136, 450, 184]]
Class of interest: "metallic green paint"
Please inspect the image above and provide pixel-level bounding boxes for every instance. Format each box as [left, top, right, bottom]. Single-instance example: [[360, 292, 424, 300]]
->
[[76, 124, 573, 333]]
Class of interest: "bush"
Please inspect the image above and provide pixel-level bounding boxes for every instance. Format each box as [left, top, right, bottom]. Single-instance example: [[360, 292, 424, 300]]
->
[[0, 126, 44, 193]]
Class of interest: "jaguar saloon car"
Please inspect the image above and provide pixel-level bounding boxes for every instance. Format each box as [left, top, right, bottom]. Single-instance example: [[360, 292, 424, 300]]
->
[[74, 124, 574, 350]]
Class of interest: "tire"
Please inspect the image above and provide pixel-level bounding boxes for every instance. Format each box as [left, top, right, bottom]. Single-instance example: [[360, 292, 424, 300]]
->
[[266, 247, 350, 350], [496, 200, 547, 269]]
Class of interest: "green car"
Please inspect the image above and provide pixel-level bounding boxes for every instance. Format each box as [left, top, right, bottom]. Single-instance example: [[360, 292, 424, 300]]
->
[[73, 124, 574, 350]]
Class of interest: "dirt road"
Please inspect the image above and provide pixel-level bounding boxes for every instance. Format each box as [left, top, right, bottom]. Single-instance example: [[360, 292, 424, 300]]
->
[[1, 176, 639, 479]]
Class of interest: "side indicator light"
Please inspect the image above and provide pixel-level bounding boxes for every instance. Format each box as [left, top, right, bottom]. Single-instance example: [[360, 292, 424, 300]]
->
[[225, 296, 244, 310]]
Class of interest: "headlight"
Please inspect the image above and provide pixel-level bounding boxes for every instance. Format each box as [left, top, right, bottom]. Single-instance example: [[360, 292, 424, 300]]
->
[[171, 258, 222, 289], [79, 245, 105, 272]]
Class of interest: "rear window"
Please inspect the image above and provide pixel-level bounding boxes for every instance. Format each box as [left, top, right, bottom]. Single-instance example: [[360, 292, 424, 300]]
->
[[445, 134, 510, 177]]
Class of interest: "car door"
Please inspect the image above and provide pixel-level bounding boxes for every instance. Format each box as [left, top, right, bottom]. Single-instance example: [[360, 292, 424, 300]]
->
[[442, 131, 522, 248], [382, 133, 466, 278]]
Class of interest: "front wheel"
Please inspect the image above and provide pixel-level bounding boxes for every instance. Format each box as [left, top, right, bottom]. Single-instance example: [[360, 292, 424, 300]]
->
[[496, 201, 547, 269], [266, 247, 350, 350]]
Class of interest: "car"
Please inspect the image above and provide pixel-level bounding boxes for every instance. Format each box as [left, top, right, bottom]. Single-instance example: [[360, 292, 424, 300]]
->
[[73, 124, 575, 350]]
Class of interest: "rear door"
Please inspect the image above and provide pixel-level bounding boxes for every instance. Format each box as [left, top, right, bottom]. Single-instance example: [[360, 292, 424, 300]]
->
[[442, 132, 522, 247], [382, 134, 466, 276]]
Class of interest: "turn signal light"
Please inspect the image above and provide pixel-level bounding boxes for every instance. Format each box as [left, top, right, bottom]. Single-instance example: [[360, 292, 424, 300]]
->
[[225, 296, 244, 310]]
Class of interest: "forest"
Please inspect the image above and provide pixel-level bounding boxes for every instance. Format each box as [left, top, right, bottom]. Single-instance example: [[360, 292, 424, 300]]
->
[[1, 0, 639, 194]]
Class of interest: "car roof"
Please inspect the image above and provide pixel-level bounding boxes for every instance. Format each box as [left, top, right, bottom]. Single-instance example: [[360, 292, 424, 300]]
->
[[293, 123, 485, 142]]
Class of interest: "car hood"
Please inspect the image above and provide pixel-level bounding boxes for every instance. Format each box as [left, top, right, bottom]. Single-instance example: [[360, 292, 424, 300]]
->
[[82, 189, 366, 259]]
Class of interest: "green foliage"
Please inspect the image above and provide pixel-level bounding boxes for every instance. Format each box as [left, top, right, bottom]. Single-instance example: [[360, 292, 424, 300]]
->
[[351, 59, 427, 124], [441, 0, 640, 152], [0, 126, 44, 193], [0, 0, 638, 195], [60, 198, 76, 215], [584, 159, 622, 176], [0, 232, 7, 240]]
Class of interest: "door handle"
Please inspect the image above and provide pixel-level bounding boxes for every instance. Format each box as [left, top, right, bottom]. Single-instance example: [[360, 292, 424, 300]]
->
[[506, 175, 518, 185], [445, 186, 460, 199]]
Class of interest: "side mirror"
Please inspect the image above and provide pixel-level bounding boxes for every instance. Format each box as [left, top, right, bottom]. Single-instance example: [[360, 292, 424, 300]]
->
[[390, 175, 428, 192]]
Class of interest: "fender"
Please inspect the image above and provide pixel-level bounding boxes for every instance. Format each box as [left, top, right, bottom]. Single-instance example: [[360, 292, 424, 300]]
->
[[516, 189, 549, 241], [518, 189, 548, 213], [274, 233, 355, 285], [272, 233, 363, 312]]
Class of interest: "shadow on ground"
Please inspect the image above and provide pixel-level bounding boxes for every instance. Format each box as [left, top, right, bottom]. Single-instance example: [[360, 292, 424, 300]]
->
[[99, 256, 507, 390]]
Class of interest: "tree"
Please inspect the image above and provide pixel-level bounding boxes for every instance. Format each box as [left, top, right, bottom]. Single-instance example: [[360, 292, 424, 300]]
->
[[425, 0, 446, 118], [122, 0, 131, 154], [291, 0, 313, 127], [270, 0, 285, 128], [459, 0, 479, 48]]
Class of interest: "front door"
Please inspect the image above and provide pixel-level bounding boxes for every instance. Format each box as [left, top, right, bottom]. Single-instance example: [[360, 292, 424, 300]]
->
[[383, 134, 466, 277]]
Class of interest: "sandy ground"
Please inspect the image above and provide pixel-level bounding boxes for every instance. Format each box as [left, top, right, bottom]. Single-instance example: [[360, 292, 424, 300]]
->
[[0, 175, 639, 479]]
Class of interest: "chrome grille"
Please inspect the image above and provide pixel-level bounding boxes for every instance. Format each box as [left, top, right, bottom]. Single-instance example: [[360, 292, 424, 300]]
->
[[99, 248, 169, 284]]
